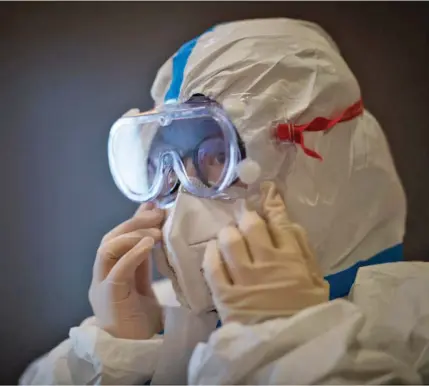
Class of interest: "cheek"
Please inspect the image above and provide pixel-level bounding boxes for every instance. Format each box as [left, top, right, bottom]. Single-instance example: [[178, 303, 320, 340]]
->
[[205, 164, 225, 183], [184, 159, 224, 183], [184, 159, 248, 188]]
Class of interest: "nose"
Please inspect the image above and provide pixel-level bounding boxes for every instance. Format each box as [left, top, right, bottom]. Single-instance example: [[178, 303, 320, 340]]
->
[[184, 158, 198, 178]]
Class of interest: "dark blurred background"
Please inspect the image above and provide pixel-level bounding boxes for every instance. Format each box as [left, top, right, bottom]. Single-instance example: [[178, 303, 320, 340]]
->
[[0, 1, 428, 383]]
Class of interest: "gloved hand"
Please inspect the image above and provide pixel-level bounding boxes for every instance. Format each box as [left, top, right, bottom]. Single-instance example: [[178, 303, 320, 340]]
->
[[89, 202, 164, 340], [203, 181, 330, 325]]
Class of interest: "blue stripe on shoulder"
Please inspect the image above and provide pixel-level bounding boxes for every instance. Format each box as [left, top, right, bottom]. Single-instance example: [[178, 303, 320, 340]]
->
[[164, 27, 214, 103], [325, 243, 404, 300], [155, 243, 403, 350]]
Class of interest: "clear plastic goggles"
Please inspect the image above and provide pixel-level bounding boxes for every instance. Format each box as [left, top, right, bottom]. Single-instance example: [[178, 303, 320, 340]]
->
[[108, 96, 244, 206]]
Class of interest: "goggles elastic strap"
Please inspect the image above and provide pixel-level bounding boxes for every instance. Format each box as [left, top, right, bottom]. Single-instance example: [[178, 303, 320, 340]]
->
[[276, 99, 364, 160]]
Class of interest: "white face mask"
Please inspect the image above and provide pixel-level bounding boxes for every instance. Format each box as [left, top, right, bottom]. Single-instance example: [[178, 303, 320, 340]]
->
[[154, 186, 250, 314]]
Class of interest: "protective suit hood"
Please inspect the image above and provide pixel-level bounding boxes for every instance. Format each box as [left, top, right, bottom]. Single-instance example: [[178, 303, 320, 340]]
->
[[151, 18, 406, 297]]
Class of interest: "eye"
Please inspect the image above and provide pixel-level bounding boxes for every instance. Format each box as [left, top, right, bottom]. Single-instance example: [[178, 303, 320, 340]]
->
[[215, 152, 226, 165], [196, 137, 226, 166], [191, 137, 227, 187]]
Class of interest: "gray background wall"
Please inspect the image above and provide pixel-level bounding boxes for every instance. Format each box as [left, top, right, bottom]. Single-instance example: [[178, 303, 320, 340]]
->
[[0, 2, 428, 383]]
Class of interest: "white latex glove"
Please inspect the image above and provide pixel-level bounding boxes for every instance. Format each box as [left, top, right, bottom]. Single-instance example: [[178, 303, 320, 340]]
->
[[203, 181, 330, 325], [89, 202, 165, 340]]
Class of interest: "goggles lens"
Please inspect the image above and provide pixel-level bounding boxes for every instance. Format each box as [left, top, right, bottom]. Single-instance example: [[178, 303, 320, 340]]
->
[[108, 100, 241, 204]]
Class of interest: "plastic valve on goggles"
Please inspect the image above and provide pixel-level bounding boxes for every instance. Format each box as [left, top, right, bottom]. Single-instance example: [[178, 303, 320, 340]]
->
[[237, 158, 261, 185]]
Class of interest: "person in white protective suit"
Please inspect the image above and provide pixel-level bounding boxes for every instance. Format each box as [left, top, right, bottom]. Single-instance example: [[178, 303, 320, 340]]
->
[[20, 18, 429, 385]]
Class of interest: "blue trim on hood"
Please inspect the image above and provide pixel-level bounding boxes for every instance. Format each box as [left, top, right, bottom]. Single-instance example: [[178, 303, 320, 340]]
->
[[164, 27, 214, 103]]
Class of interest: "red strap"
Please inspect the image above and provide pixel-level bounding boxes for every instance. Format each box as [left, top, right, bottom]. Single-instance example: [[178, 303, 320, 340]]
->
[[276, 99, 364, 160]]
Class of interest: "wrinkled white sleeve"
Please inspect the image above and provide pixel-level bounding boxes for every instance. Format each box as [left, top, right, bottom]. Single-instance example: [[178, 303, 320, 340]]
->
[[19, 316, 163, 385], [189, 262, 429, 385], [19, 279, 178, 385]]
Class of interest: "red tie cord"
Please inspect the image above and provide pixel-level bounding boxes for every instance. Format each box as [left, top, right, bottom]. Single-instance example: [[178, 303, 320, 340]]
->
[[276, 99, 364, 160]]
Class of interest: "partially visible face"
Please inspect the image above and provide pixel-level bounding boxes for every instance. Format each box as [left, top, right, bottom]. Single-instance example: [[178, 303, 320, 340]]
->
[[147, 117, 230, 196]]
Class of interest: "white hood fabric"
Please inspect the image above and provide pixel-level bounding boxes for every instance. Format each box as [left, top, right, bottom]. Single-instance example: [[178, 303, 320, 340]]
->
[[151, 18, 406, 300], [20, 19, 428, 386]]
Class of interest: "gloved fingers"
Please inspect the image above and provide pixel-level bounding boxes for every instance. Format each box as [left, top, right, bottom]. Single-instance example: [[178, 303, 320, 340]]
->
[[100, 229, 162, 259], [95, 228, 162, 281], [202, 239, 232, 295], [102, 208, 164, 244], [237, 209, 275, 264], [260, 181, 301, 252], [290, 223, 327, 286], [135, 252, 154, 297], [107, 236, 155, 284], [134, 201, 155, 216], [217, 226, 252, 284]]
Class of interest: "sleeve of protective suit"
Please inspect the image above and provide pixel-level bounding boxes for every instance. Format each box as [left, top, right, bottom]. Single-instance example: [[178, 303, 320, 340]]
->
[[189, 261, 429, 385], [19, 316, 163, 385], [19, 278, 178, 385]]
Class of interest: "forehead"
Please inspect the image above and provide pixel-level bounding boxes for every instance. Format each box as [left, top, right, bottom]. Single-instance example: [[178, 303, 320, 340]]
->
[[149, 117, 223, 154]]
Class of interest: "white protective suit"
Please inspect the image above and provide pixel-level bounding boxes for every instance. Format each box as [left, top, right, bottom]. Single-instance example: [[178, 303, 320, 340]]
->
[[20, 18, 429, 385]]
